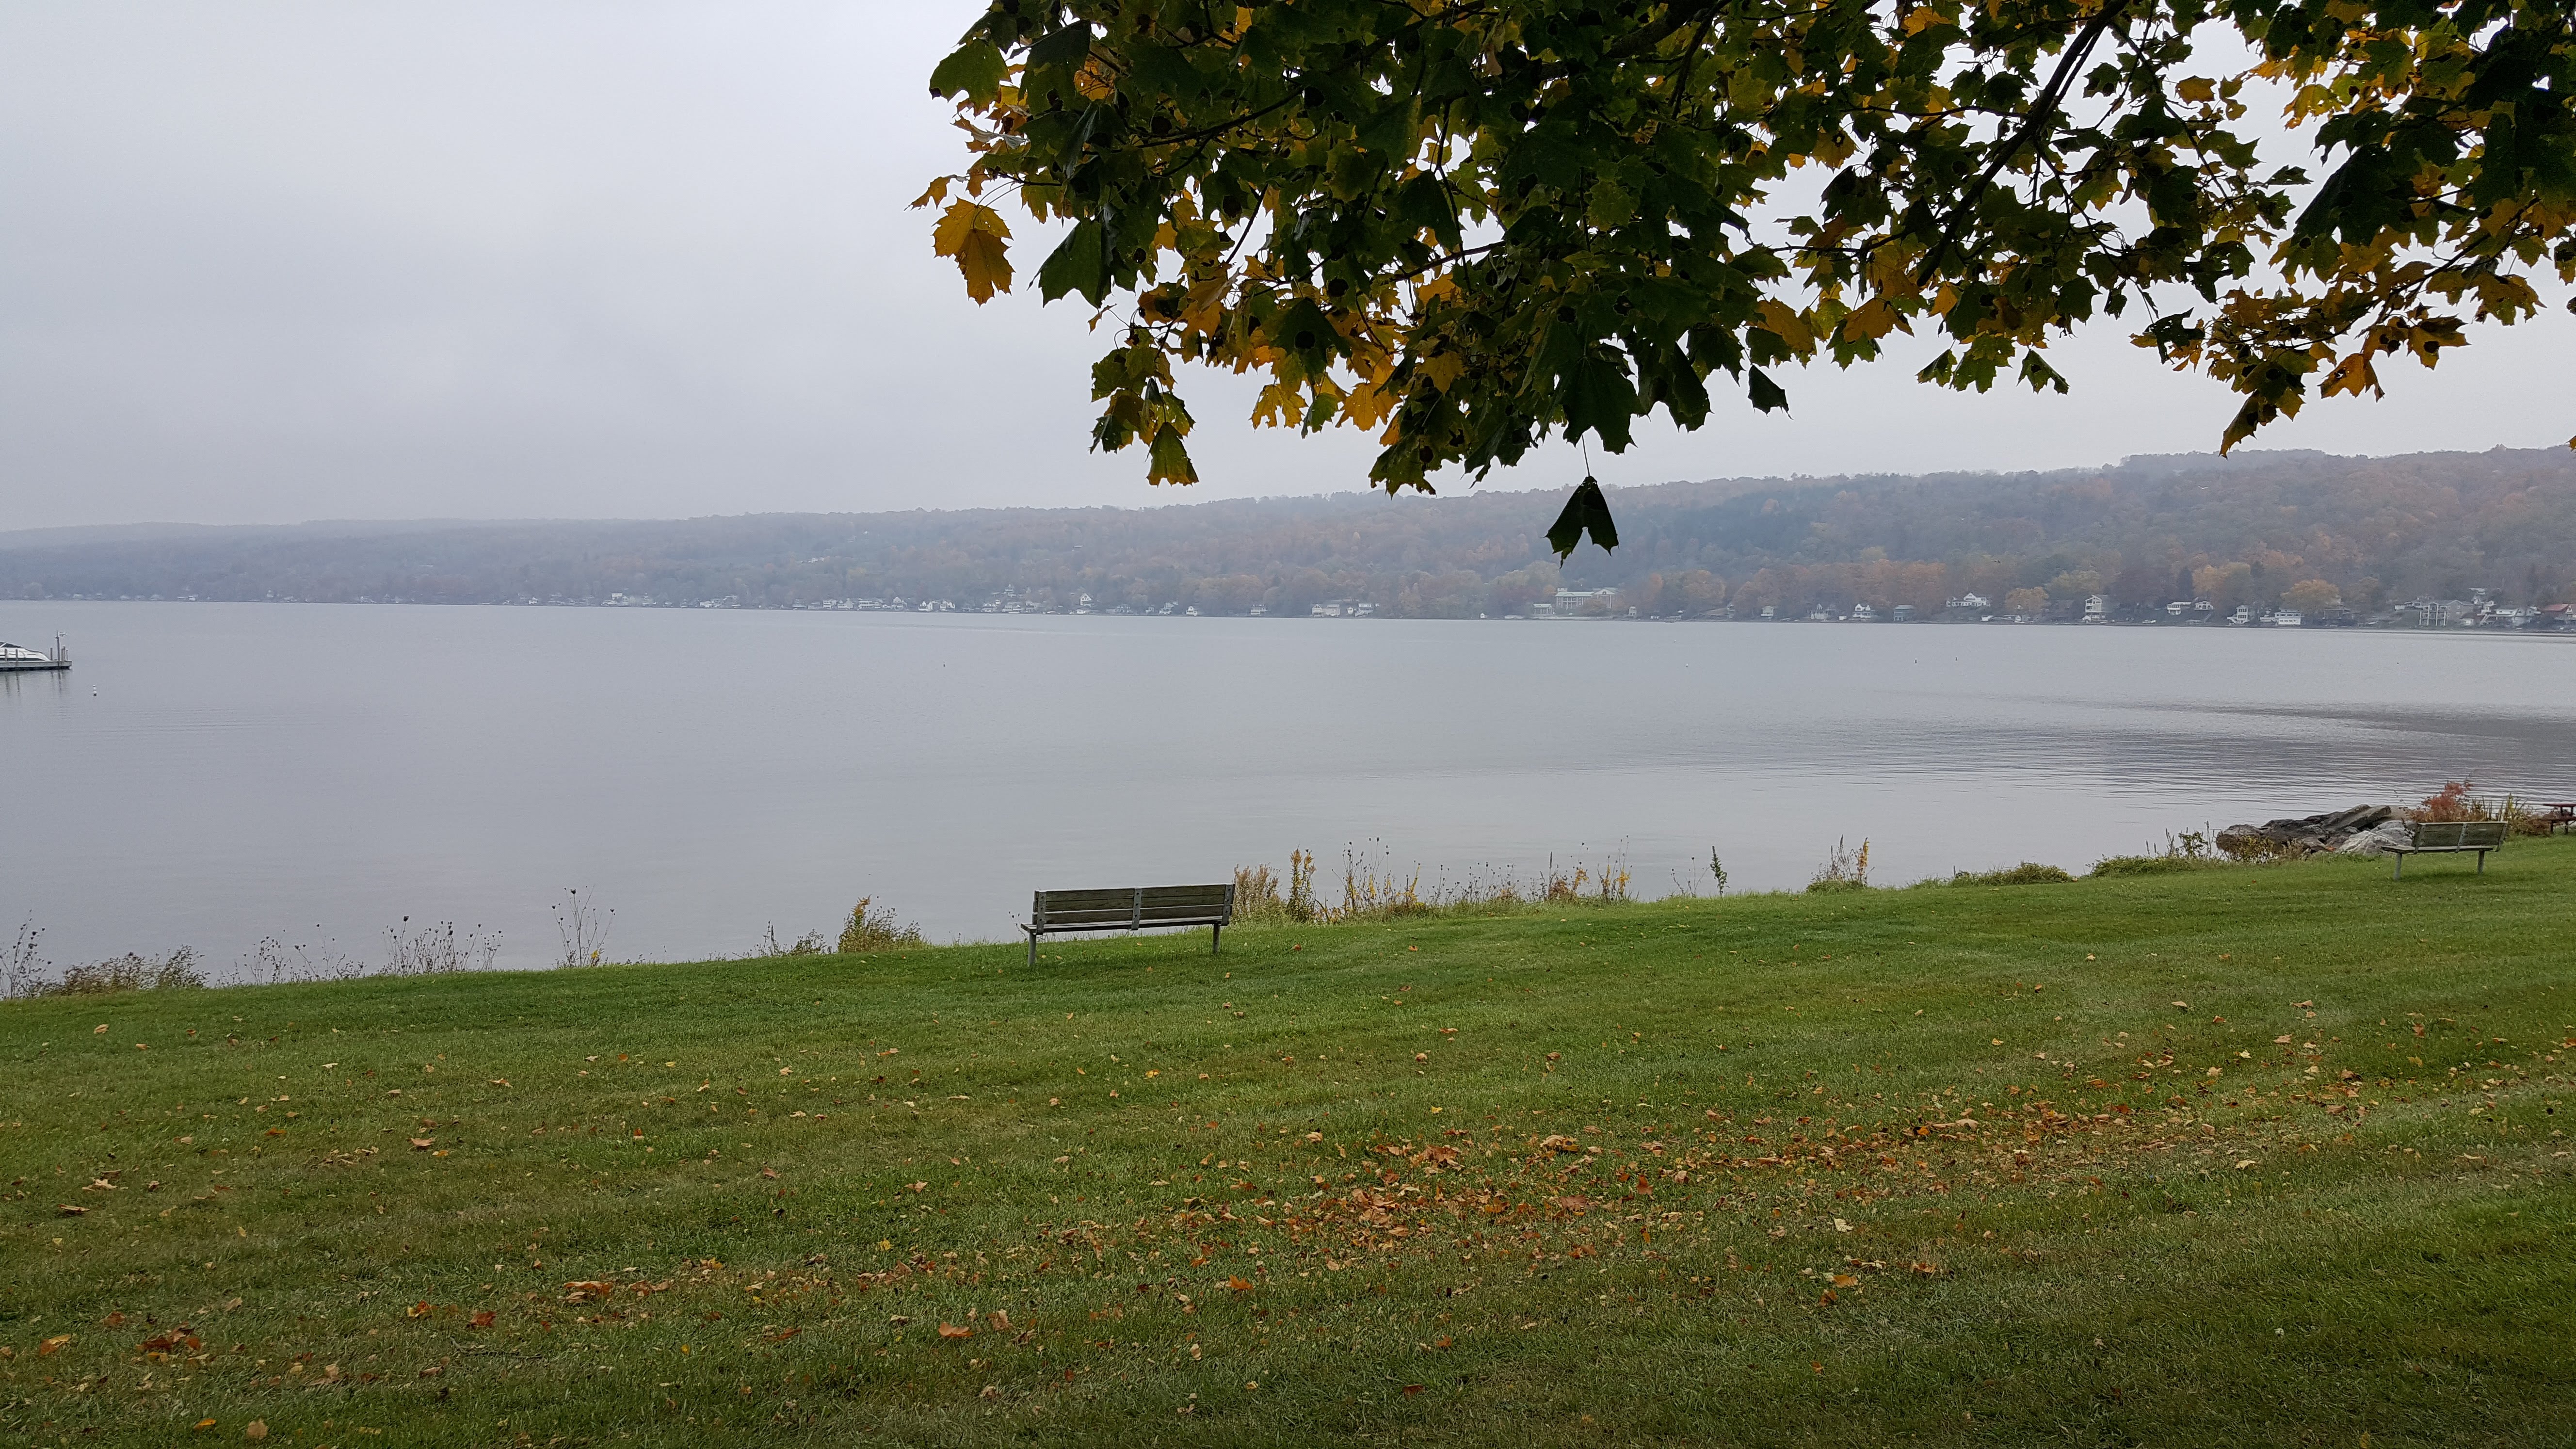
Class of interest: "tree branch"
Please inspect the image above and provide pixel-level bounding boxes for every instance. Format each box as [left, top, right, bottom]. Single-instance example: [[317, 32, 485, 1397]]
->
[[1916, 0, 2133, 286]]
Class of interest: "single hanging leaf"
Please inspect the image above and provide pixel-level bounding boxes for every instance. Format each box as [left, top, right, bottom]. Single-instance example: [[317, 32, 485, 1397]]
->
[[1546, 478, 1618, 561], [932, 203, 1014, 304], [1147, 427, 1198, 484], [1747, 367, 1790, 414]]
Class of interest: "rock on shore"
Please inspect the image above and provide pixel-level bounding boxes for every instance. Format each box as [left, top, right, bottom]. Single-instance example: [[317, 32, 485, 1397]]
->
[[2214, 805, 2403, 858]]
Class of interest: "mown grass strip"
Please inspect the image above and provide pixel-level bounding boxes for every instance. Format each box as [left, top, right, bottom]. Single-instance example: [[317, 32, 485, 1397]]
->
[[4, 842, 2573, 1446]]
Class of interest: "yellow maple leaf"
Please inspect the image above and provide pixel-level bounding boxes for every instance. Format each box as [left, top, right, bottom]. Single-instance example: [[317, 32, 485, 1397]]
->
[[1841, 297, 1909, 342], [1755, 299, 1816, 352], [933, 202, 1014, 304], [1249, 379, 1305, 429], [2318, 351, 2381, 399]]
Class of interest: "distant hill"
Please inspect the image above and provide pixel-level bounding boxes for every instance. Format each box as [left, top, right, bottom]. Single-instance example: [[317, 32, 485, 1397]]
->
[[5, 447, 2571, 619]]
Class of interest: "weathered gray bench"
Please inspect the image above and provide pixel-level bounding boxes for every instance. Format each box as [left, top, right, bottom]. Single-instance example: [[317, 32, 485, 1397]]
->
[[2389, 821, 2509, 878], [1024, 885, 1234, 966]]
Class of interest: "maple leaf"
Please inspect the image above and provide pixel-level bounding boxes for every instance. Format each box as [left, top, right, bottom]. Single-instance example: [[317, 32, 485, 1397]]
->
[[932, 202, 1014, 305]]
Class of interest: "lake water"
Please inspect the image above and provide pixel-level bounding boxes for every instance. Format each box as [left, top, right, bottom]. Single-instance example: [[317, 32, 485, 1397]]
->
[[4, 601, 2571, 976]]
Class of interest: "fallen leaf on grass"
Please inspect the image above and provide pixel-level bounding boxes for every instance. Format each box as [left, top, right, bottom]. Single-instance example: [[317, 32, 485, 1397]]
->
[[1228, 1277, 1256, 1292], [409, 1138, 433, 1150], [1832, 1274, 1860, 1288], [469, 1311, 495, 1329], [40, 1335, 71, 1355], [56, 1204, 86, 1217], [937, 1323, 973, 1339], [244, 1423, 268, 1442], [1554, 1196, 1591, 1213]]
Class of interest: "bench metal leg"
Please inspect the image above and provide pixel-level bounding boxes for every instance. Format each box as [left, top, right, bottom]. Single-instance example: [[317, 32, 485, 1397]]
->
[[2478, 850, 2487, 874], [1027, 930, 1038, 968], [1210, 922, 1221, 955], [2393, 852, 2403, 880]]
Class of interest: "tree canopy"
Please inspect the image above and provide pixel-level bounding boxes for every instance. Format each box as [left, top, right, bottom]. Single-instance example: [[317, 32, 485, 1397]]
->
[[922, 0, 2575, 547]]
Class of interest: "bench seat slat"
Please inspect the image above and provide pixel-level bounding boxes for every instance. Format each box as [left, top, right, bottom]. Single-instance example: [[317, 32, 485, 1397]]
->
[[1037, 889, 1144, 909]]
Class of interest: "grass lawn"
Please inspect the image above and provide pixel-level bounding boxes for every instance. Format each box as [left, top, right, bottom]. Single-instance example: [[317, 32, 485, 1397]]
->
[[5, 840, 2574, 1448]]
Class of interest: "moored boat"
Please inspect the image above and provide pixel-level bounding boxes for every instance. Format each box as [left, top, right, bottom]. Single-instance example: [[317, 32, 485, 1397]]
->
[[0, 636, 69, 672]]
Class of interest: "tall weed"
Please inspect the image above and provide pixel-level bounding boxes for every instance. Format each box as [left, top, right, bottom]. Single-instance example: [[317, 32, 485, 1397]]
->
[[554, 889, 614, 969], [6, 919, 44, 1000], [837, 897, 926, 953], [381, 919, 500, 975], [1807, 837, 1870, 893]]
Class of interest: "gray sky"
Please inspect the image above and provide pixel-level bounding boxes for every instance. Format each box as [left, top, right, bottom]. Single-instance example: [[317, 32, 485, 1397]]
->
[[1, 1, 2568, 531]]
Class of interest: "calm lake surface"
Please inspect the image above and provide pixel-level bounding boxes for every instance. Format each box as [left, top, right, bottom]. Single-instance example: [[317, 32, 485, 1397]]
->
[[4, 601, 2571, 975]]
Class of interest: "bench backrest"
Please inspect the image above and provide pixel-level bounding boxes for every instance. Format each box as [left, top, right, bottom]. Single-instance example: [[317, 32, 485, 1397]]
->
[[2408, 821, 2509, 849], [1033, 885, 1234, 929]]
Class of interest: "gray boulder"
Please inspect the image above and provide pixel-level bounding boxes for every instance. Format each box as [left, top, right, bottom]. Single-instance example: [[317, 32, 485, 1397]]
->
[[2334, 820, 2415, 856], [2218, 805, 2401, 858]]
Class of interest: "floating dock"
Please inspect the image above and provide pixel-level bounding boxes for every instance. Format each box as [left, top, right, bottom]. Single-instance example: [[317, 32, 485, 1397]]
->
[[0, 636, 69, 672]]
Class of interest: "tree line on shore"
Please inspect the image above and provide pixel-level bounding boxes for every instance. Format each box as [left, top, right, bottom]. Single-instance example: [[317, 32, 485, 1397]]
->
[[4, 447, 2569, 620]]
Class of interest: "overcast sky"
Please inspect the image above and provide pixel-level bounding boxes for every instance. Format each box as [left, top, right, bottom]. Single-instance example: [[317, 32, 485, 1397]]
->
[[1, 1, 2568, 531]]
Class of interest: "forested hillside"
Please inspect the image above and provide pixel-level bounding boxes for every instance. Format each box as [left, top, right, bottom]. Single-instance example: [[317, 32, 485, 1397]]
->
[[6, 447, 2571, 618]]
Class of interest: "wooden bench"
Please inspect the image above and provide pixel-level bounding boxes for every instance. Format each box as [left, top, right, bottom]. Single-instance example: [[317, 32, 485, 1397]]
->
[[2388, 821, 2509, 878], [1024, 885, 1234, 966]]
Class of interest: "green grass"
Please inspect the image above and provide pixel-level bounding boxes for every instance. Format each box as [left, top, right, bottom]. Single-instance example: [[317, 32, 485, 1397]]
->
[[6, 841, 2575, 1448]]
